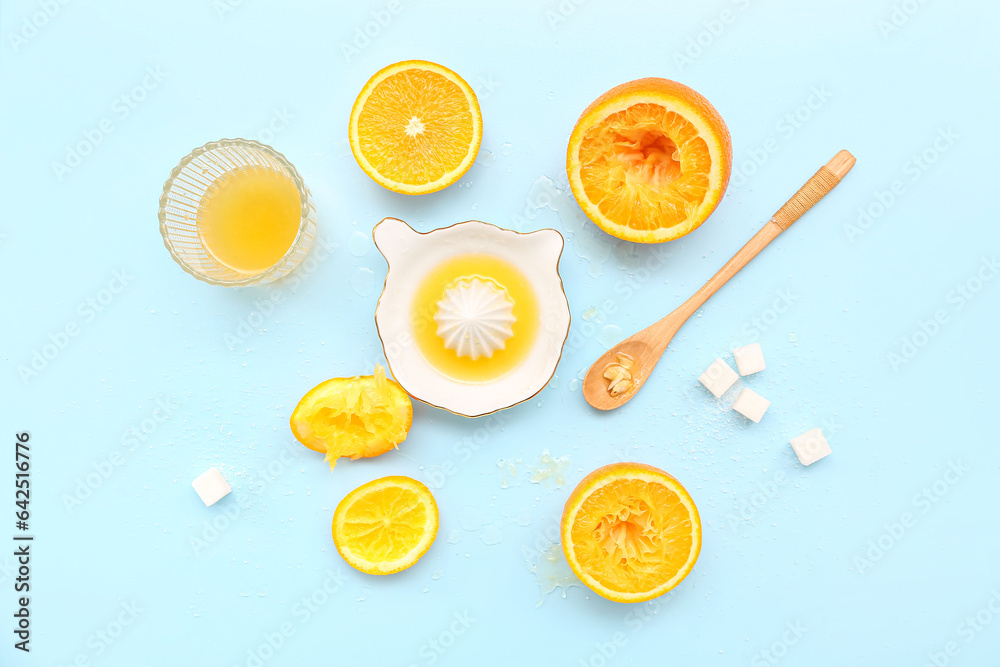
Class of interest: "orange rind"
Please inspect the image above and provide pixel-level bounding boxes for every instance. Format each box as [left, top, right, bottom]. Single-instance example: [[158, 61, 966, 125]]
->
[[567, 78, 732, 243], [333, 476, 439, 575], [289, 365, 412, 469], [561, 462, 702, 603], [349, 60, 482, 195]]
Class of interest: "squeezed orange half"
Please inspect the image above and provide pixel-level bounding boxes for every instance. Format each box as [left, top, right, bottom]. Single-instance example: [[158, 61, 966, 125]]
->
[[562, 462, 702, 603], [289, 365, 413, 470], [567, 78, 732, 243]]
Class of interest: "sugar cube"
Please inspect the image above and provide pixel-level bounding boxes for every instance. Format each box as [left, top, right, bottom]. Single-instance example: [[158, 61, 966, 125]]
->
[[192, 467, 231, 506], [789, 427, 832, 466], [733, 343, 766, 376], [698, 358, 739, 398], [732, 388, 771, 423]]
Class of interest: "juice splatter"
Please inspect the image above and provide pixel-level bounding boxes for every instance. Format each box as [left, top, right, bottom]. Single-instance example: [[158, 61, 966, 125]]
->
[[528, 450, 569, 488], [524, 542, 579, 606]]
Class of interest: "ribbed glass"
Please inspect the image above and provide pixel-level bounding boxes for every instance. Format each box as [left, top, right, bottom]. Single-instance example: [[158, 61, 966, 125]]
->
[[158, 139, 316, 286]]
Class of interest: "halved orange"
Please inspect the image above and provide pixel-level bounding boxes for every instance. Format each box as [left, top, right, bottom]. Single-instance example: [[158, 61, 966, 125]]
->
[[561, 462, 701, 603], [333, 476, 439, 575], [349, 60, 482, 195], [567, 78, 732, 244], [289, 365, 412, 470]]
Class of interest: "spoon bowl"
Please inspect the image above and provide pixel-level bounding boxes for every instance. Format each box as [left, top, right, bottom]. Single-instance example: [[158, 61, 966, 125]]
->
[[583, 337, 659, 410]]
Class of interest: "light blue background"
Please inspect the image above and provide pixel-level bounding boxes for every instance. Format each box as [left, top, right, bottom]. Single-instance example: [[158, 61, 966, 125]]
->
[[2, 0, 999, 665]]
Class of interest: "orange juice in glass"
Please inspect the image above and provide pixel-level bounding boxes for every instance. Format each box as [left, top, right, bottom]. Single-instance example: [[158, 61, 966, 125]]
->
[[159, 139, 316, 286]]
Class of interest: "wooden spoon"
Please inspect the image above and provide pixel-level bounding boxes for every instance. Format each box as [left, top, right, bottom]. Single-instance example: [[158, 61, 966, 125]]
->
[[583, 150, 856, 411]]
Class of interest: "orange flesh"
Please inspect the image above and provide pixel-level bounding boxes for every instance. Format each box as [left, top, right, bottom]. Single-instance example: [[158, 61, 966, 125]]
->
[[570, 477, 695, 595], [578, 104, 711, 233], [339, 484, 428, 562], [357, 68, 475, 187]]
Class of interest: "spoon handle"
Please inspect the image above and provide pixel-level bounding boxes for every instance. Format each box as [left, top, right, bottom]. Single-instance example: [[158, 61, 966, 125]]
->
[[668, 150, 855, 324], [771, 150, 856, 230]]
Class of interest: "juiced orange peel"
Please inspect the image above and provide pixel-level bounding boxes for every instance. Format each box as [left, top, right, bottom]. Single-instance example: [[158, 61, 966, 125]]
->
[[567, 78, 732, 244], [289, 364, 413, 469], [561, 462, 701, 603]]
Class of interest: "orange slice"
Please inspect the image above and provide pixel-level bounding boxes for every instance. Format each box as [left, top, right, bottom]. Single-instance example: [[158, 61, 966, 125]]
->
[[561, 462, 702, 603], [289, 364, 412, 470], [349, 60, 482, 195], [567, 78, 732, 244], [333, 476, 439, 575]]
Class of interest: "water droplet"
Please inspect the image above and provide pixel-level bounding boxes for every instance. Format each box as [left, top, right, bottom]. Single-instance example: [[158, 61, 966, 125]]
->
[[447, 530, 461, 544], [431, 569, 443, 580], [480, 524, 502, 545], [333, 137, 351, 158], [459, 506, 482, 531], [500, 142, 513, 156], [597, 324, 622, 349], [476, 149, 495, 168], [350, 267, 376, 296], [348, 230, 370, 257]]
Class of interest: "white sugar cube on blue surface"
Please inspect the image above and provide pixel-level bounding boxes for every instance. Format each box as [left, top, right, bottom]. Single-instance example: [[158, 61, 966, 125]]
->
[[192, 467, 231, 506]]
